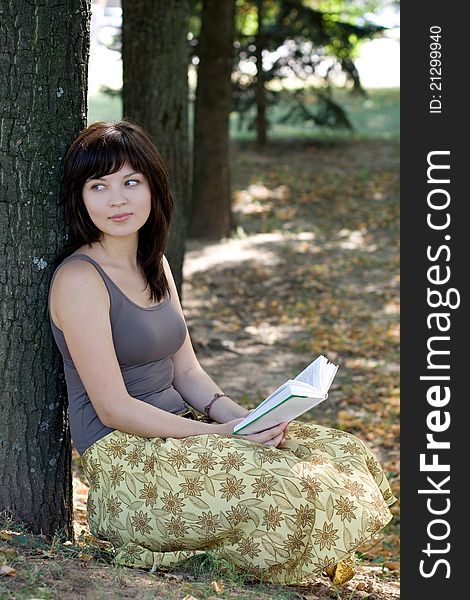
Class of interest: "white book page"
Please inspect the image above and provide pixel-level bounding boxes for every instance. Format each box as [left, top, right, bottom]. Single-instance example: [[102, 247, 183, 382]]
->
[[295, 356, 322, 388], [295, 355, 338, 393]]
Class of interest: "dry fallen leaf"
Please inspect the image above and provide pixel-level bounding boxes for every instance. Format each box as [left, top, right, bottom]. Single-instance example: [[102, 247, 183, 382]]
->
[[78, 552, 93, 561], [384, 561, 400, 571], [355, 582, 366, 591], [0, 565, 16, 576], [210, 580, 225, 593]]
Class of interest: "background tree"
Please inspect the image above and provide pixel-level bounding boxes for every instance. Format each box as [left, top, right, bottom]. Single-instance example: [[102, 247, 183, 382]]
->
[[254, 0, 268, 145], [232, 0, 384, 142], [190, 0, 236, 240], [122, 0, 190, 294], [0, 0, 90, 538]]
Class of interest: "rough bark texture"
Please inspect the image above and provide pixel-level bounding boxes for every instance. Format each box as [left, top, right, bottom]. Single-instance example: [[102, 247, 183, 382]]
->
[[189, 0, 236, 240], [122, 0, 189, 296], [255, 0, 267, 146], [0, 1, 90, 537]]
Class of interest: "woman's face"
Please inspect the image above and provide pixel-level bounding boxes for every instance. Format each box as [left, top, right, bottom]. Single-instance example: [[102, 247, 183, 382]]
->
[[82, 162, 152, 239]]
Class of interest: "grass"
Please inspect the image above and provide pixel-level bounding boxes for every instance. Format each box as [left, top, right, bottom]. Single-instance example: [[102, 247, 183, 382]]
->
[[1, 521, 397, 600], [0, 514, 350, 599], [88, 87, 399, 141], [87, 90, 122, 124]]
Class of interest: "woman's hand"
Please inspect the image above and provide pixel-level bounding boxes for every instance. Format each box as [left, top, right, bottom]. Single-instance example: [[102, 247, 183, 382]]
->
[[214, 419, 289, 447]]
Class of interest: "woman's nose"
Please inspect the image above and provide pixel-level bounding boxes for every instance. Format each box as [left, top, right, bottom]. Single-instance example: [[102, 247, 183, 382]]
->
[[110, 190, 128, 205]]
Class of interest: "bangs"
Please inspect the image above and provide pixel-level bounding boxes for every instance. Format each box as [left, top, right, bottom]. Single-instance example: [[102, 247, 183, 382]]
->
[[85, 149, 128, 182], [69, 127, 146, 184]]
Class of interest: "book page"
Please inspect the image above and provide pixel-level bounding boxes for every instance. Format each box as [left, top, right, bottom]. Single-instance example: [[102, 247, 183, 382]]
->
[[295, 355, 338, 393], [295, 356, 321, 387]]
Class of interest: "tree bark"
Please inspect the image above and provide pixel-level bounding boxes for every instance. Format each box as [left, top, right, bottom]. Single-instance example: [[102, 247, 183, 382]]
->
[[255, 0, 267, 146], [122, 0, 190, 296], [0, 0, 90, 538], [189, 0, 236, 240]]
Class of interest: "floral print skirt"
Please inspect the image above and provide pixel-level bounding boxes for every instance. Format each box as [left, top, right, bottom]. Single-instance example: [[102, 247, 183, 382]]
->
[[80, 421, 396, 585]]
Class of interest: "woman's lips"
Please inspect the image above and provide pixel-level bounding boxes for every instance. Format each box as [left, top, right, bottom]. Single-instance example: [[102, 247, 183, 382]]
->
[[110, 213, 132, 222]]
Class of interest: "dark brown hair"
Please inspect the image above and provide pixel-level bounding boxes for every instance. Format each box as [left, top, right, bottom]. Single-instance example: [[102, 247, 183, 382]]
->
[[56, 120, 174, 302]]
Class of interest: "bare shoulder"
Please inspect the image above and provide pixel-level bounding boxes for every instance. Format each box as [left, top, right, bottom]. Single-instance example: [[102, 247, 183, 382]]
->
[[162, 254, 175, 286], [50, 259, 110, 329], [52, 259, 109, 300], [162, 254, 170, 270], [162, 255, 179, 297]]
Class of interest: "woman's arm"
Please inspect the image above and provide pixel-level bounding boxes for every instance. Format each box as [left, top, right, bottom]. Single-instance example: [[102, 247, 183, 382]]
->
[[163, 256, 250, 423], [52, 259, 286, 445], [173, 364, 249, 423], [52, 260, 225, 438]]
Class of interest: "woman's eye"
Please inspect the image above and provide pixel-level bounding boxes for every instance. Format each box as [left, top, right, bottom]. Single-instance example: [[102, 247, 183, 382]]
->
[[91, 183, 105, 191], [125, 179, 139, 187]]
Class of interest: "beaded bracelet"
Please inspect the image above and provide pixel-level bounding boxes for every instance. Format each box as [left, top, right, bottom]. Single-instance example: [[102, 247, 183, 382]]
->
[[204, 392, 230, 420]]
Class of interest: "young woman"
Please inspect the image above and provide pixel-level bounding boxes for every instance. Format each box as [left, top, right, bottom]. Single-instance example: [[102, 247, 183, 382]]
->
[[48, 120, 396, 586]]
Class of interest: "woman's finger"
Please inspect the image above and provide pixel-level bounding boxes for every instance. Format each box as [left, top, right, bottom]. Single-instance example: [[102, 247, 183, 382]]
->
[[251, 423, 286, 443], [263, 432, 284, 447]]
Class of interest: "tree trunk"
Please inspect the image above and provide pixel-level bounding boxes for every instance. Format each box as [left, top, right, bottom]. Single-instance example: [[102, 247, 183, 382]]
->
[[0, 0, 90, 538], [189, 0, 236, 240], [255, 0, 267, 146], [122, 0, 189, 296]]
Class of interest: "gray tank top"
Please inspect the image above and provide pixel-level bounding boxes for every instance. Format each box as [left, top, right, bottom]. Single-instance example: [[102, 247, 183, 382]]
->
[[48, 254, 187, 455]]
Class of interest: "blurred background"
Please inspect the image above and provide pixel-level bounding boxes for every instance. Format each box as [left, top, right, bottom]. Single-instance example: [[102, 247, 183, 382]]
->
[[88, 0, 399, 139]]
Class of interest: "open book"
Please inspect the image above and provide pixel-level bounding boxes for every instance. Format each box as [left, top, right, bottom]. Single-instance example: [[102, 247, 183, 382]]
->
[[233, 355, 339, 435]]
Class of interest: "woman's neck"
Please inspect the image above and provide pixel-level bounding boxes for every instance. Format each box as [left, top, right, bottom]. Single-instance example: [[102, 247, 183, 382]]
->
[[90, 237, 139, 270]]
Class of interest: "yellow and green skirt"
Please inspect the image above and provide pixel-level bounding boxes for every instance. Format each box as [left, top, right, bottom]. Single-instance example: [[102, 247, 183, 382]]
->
[[80, 421, 396, 585]]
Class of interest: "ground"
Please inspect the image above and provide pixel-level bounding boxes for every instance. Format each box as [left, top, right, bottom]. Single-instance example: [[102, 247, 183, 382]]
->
[[1, 138, 399, 599]]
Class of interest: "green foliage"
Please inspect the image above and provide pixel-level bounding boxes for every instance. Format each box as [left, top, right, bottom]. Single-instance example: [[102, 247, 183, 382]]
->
[[275, 88, 354, 130], [97, 0, 392, 136], [229, 0, 387, 133]]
